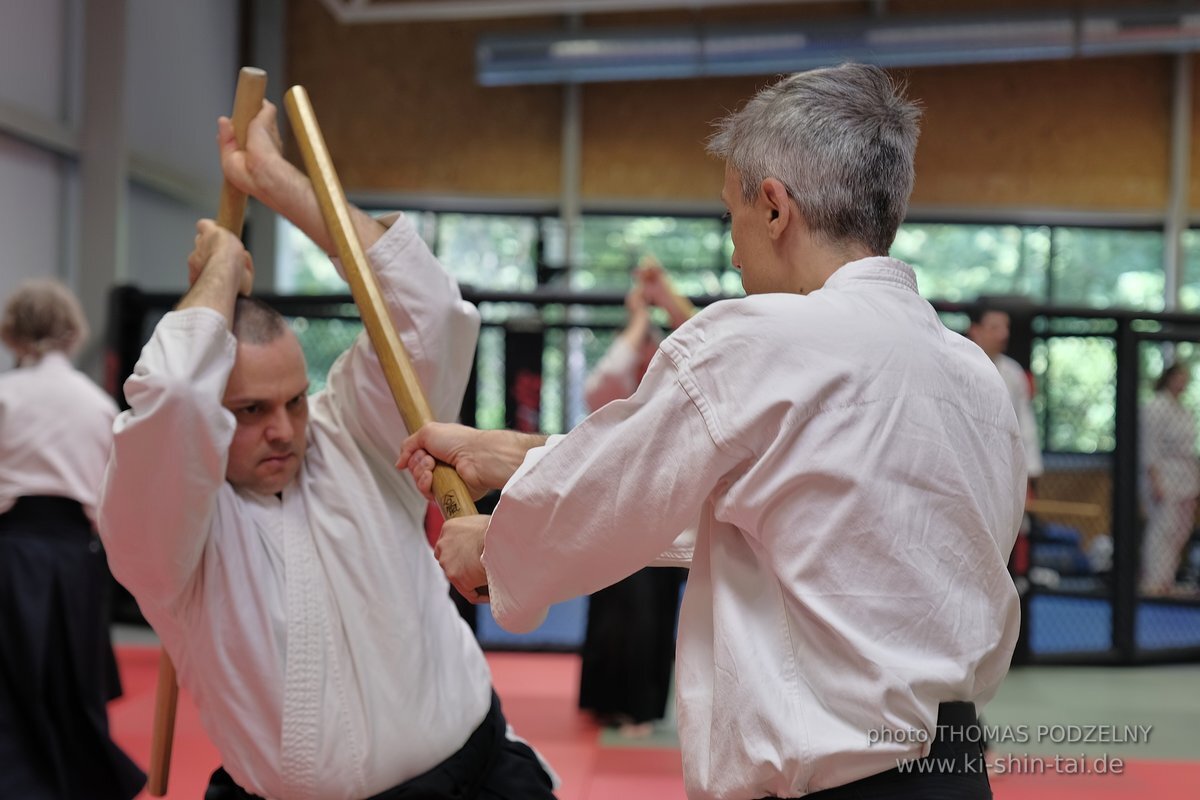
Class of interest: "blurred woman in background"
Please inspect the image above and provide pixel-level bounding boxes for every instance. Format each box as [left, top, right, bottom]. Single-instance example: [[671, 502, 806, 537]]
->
[[1140, 362, 1200, 596], [0, 280, 145, 799]]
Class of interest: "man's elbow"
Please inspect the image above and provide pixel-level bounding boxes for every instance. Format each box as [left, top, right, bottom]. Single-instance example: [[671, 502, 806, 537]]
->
[[98, 517, 194, 613]]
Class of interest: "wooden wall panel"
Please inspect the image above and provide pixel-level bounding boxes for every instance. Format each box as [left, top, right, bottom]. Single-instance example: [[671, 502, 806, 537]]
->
[[579, 57, 1174, 211], [1189, 58, 1200, 211], [287, 0, 563, 197], [906, 58, 1172, 212], [580, 77, 765, 202], [289, 1, 1183, 214]]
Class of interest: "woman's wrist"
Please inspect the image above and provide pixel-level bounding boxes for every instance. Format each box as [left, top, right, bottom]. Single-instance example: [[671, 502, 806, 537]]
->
[[481, 429, 550, 488]]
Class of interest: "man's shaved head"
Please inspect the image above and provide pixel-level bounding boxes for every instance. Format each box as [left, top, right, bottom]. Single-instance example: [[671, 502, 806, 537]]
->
[[233, 296, 288, 345]]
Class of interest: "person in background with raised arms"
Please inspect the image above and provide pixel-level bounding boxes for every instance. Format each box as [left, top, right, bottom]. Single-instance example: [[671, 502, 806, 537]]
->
[[404, 63, 1024, 800], [578, 256, 693, 738]]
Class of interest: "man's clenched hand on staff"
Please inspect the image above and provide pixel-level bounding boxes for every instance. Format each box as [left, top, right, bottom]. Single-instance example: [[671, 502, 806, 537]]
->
[[217, 101, 387, 256], [179, 221, 254, 321]]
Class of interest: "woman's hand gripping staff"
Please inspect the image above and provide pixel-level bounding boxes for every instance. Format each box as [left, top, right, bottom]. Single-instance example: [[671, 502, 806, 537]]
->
[[399, 423, 549, 603]]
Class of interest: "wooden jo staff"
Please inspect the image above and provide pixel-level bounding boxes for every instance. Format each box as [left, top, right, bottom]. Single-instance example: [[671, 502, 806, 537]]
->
[[282, 85, 480, 532], [146, 65, 267, 798]]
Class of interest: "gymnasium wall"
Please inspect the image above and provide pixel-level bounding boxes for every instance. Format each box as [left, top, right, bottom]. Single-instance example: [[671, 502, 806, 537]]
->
[[0, 0, 70, 371], [0, 0, 241, 371], [285, 0, 1195, 215], [124, 0, 241, 290]]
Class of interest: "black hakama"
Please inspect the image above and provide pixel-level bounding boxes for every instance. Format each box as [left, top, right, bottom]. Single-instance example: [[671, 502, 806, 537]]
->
[[578, 566, 685, 726], [0, 496, 146, 800]]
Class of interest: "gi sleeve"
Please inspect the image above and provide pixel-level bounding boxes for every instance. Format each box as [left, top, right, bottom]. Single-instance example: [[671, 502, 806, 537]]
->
[[497, 433, 695, 569], [482, 343, 746, 633], [98, 308, 237, 608], [322, 213, 481, 469]]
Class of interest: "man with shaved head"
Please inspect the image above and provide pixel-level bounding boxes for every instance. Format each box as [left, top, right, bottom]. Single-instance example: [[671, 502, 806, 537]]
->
[[99, 103, 555, 800]]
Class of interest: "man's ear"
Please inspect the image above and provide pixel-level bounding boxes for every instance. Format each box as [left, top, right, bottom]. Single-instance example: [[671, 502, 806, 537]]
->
[[761, 178, 792, 239]]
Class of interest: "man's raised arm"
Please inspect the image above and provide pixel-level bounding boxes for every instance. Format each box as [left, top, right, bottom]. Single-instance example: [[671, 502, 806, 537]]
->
[[179, 221, 256, 320], [219, 102, 480, 465], [99, 224, 251, 608], [218, 102, 386, 258]]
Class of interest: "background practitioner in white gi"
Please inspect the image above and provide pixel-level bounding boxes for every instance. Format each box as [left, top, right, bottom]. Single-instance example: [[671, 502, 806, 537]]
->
[[1140, 363, 1200, 596], [966, 306, 1044, 486], [0, 280, 146, 800], [965, 304, 1042, 591], [99, 102, 556, 800], [401, 64, 1025, 800]]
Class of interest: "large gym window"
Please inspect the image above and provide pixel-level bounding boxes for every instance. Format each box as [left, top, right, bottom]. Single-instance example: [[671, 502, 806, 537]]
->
[[276, 211, 1190, 457], [891, 223, 1049, 302], [574, 214, 738, 296], [893, 223, 1166, 311], [1049, 227, 1164, 310], [1178, 229, 1200, 311]]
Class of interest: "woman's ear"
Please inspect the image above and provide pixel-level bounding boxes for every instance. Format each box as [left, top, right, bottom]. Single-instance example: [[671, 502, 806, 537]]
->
[[761, 178, 792, 239]]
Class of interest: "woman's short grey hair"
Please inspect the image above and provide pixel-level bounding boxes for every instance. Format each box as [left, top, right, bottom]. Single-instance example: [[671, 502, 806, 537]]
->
[[708, 62, 922, 255], [0, 279, 90, 359]]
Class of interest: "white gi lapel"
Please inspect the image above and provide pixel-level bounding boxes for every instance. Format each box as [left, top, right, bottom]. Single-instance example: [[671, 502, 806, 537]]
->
[[279, 494, 323, 800]]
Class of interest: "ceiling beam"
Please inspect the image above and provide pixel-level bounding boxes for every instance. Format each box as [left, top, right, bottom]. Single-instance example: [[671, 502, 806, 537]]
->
[[476, 2, 1200, 85], [318, 0, 858, 24]]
